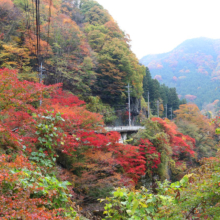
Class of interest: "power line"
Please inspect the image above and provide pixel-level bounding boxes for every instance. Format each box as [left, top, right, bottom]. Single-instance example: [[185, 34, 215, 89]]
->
[[39, 62, 45, 106], [47, 0, 52, 54], [35, 0, 40, 64]]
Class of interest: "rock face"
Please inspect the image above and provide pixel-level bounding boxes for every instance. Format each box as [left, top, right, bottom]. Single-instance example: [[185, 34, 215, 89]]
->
[[140, 37, 220, 109], [131, 97, 141, 117], [130, 97, 141, 125]]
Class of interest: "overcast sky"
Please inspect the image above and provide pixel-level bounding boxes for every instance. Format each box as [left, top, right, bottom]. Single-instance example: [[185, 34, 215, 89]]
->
[[96, 0, 220, 59]]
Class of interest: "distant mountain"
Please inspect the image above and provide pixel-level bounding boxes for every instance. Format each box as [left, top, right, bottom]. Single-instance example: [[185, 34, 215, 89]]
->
[[140, 37, 220, 109]]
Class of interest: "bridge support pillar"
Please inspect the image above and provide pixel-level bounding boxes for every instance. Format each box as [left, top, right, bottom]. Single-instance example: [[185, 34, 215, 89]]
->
[[119, 133, 127, 143]]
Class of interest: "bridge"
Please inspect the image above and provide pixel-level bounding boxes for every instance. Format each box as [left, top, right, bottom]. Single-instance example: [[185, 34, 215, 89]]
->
[[105, 126, 144, 132], [105, 126, 145, 143]]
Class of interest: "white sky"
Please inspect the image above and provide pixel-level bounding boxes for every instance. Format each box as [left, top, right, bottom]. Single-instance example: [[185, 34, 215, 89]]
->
[[96, 0, 220, 59]]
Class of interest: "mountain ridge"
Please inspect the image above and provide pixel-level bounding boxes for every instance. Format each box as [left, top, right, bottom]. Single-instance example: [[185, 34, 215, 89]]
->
[[140, 37, 220, 109]]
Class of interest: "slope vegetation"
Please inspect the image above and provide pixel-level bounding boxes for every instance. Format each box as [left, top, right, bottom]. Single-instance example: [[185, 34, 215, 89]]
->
[[0, 0, 144, 105]]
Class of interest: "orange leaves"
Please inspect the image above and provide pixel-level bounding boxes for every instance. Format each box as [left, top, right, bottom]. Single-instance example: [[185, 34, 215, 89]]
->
[[105, 21, 121, 33], [0, 154, 74, 219], [0, 0, 14, 15], [75, 149, 124, 193], [0, 124, 5, 132], [24, 32, 53, 56], [174, 103, 212, 133], [48, 13, 81, 40], [104, 21, 123, 39]]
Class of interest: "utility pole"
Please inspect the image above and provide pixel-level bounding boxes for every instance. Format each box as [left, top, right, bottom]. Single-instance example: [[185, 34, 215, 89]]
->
[[170, 107, 173, 120], [126, 83, 132, 127], [157, 100, 159, 117], [38, 62, 45, 106], [39, 62, 43, 84], [148, 91, 150, 118], [165, 104, 167, 118]]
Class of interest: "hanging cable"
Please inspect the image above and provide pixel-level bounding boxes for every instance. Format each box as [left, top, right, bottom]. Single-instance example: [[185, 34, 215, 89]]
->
[[47, 0, 52, 54], [35, 0, 41, 65]]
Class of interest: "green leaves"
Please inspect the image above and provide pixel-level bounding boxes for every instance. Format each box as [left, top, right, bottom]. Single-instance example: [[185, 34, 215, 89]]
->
[[216, 128, 220, 134], [29, 151, 54, 167], [32, 111, 66, 165], [103, 157, 220, 219], [113, 190, 124, 197], [103, 187, 162, 219]]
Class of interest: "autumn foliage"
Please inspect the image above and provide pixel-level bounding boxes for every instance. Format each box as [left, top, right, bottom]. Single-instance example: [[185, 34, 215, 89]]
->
[[0, 65, 217, 218], [0, 69, 196, 194], [0, 68, 139, 218], [0, 68, 149, 214], [151, 117, 195, 157], [0, 154, 76, 219]]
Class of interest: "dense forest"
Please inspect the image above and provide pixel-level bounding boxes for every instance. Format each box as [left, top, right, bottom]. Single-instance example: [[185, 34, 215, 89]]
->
[[0, 0, 183, 123], [143, 67, 186, 118], [140, 37, 220, 113], [0, 0, 220, 219]]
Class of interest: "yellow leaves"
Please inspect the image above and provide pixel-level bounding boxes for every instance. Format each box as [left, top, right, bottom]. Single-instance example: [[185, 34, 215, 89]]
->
[[140, 202, 148, 208], [0, 41, 30, 70], [2, 43, 28, 57], [12, 36, 21, 44], [63, 18, 72, 24]]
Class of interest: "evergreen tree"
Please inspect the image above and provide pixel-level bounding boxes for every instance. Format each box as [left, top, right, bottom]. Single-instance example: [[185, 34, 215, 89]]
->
[[179, 98, 187, 105], [142, 68, 185, 118], [150, 79, 161, 115], [160, 84, 169, 105], [143, 67, 151, 101], [168, 88, 179, 111]]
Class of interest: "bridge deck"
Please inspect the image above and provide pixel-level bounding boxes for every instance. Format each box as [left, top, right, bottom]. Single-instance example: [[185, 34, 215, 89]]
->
[[105, 126, 144, 133]]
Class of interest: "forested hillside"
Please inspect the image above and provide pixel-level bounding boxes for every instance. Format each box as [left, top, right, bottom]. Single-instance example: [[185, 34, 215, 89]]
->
[[0, 67, 218, 219], [0, 0, 144, 104], [1, 0, 220, 219], [140, 37, 220, 111], [142, 67, 186, 117], [0, 0, 183, 121]]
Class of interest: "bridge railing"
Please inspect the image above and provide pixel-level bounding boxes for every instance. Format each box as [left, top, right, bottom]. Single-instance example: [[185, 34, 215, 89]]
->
[[105, 126, 145, 132], [106, 115, 141, 127]]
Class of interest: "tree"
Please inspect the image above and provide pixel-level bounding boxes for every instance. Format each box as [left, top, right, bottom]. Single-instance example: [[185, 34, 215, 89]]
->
[[103, 154, 220, 219], [143, 68, 182, 118], [133, 117, 195, 181], [143, 67, 151, 102], [174, 103, 217, 158]]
